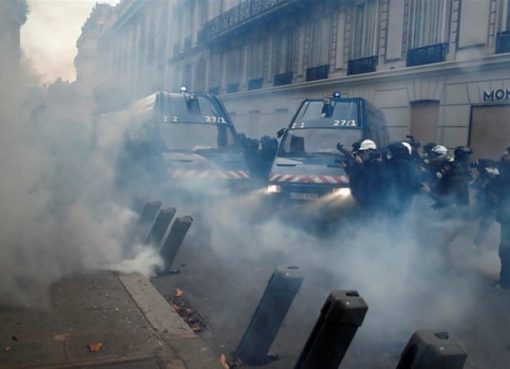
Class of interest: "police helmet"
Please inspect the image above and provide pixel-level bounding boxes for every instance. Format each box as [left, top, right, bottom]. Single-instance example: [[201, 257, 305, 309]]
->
[[386, 142, 410, 160], [454, 146, 473, 161], [430, 145, 448, 158], [359, 139, 377, 151], [401, 142, 413, 156], [423, 142, 437, 155]]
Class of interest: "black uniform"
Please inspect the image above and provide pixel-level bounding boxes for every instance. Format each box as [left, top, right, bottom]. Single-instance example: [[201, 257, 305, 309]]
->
[[487, 158, 510, 289], [472, 159, 499, 246], [347, 150, 385, 212], [433, 159, 471, 211], [381, 142, 422, 217]]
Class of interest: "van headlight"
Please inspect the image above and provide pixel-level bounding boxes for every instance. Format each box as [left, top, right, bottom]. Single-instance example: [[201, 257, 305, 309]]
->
[[331, 187, 351, 197], [267, 184, 281, 193]]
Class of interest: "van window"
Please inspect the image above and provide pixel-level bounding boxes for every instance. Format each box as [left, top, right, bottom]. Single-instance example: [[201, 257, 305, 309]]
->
[[294, 100, 359, 126], [279, 128, 362, 156], [155, 122, 235, 151]]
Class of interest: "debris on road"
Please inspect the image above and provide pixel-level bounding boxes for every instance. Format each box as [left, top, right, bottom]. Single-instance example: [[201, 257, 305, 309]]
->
[[53, 333, 70, 341], [87, 342, 104, 352], [4, 346, 12, 352], [169, 295, 207, 334], [175, 288, 184, 297], [219, 354, 229, 369]]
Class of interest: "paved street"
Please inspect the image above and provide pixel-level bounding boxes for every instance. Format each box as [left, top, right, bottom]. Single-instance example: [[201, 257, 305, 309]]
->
[[152, 205, 510, 369]]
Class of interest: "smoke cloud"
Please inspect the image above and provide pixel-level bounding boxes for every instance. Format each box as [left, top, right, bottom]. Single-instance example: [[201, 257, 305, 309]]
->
[[0, 45, 161, 307]]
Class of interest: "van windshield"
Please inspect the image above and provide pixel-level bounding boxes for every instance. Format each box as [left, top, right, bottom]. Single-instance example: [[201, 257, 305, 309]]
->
[[278, 128, 362, 157], [293, 100, 359, 127], [150, 122, 235, 152]]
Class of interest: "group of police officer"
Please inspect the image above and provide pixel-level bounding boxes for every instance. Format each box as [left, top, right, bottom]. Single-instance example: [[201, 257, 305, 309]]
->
[[341, 137, 510, 290]]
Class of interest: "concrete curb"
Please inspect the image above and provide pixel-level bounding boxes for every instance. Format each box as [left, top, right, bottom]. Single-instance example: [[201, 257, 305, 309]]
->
[[119, 274, 224, 369]]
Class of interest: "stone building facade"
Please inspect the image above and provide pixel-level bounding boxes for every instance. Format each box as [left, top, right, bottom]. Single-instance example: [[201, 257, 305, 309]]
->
[[0, 0, 28, 65], [79, 0, 510, 159], [75, 3, 113, 96]]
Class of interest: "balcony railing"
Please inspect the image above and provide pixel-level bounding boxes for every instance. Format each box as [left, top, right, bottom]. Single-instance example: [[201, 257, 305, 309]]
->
[[406, 43, 448, 67], [198, 0, 298, 42], [273, 72, 293, 86], [347, 56, 378, 75], [226, 82, 240, 93], [247, 78, 264, 90], [496, 31, 510, 54], [306, 65, 329, 82]]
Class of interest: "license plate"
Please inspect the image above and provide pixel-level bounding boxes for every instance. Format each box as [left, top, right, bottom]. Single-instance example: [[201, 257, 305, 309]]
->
[[289, 192, 319, 200]]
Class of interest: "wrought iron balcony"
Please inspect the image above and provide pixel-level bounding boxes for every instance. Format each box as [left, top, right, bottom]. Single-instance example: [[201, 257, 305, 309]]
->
[[406, 43, 448, 67], [306, 65, 329, 82], [273, 72, 293, 86], [347, 56, 378, 75], [198, 0, 303, 43], [247, 78, 264, 90], [496, 31, 510, 54]]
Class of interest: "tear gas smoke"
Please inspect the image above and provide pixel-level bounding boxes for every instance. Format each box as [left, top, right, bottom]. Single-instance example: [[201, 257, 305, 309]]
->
[[147, 91, 500, 360], [0, 52, 162, 307]]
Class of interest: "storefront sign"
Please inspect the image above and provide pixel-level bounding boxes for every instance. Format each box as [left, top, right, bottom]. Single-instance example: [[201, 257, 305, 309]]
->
[[483, 89, 510, 101]]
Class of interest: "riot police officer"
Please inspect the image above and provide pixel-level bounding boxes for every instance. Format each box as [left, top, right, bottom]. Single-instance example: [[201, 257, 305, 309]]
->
[[381, 141, 422, 217], [347, 139, 384, 212], [432, 146, 473, 211], [487, 146, 510, 290]]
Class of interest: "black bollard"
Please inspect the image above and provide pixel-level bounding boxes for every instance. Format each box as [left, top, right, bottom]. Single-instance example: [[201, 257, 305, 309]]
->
[[396, 330, 468, 369], [144, 207, 176, 247], [159, 216, 193, 270], [294, 290, 368, 369], [135, 201, 162, 241], [235, 265, 303, 365]]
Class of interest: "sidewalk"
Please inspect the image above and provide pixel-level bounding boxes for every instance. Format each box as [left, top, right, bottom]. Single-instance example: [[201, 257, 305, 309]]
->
[[0, 271, 224, 369]]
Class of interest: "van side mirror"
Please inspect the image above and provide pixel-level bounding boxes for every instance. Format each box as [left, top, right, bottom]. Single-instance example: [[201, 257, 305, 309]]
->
[[277, 128, 286, 139]]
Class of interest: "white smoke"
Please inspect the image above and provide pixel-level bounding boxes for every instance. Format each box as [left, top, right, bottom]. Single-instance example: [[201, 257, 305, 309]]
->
[[0, 53, 162, 307]]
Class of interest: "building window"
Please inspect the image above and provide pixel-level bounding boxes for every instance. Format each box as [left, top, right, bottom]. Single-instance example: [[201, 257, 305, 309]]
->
[[505, 0, 510, 31], [308, 15, 331, 68], [199, 0, 209, 26], [147, 13, 156, 64], [274, 28, 295, 75], [182, 64, 192, 89], [408, 0, 448, 49], [248, 38, 264, 80], [194, 58, 206, 92], [496, 0, 510, 53], [406, 0, 449, 66], [208, 51, 222, 91], [226, 46, 243, 84], [351, 0, 378, 59]]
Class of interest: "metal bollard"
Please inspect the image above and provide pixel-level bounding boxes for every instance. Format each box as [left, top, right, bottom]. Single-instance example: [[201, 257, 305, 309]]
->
[[144, 207, 176, 247], [396, 330, 468, 369], [159, 216, 193, 269], [235, 265, 303, 365], [135, 201, 162, 241], [294, 290, 368, 369]]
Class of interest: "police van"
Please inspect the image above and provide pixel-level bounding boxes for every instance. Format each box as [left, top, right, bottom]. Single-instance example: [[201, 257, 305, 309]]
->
[[108, 89, 251, 198], [267, 93, 389, 206]]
